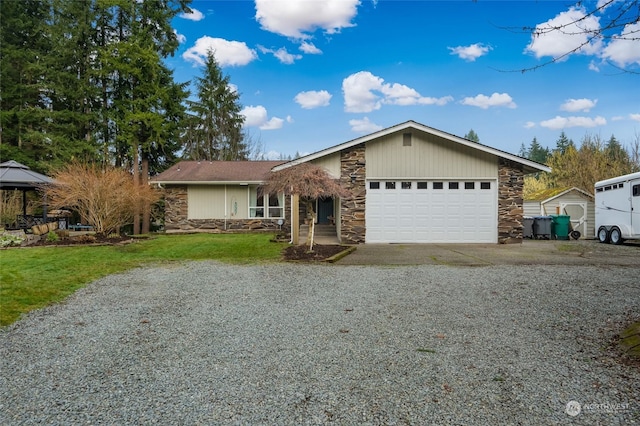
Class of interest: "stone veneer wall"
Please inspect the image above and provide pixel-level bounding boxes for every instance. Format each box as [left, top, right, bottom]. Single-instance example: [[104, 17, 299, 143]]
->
[[498, 159, 524, 244], [340, 145, 366, 243], [163, 185, 291, 233]]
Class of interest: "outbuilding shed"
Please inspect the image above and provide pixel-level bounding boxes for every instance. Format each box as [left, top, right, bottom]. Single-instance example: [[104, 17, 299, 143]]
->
[[524, 187, 595, 238]]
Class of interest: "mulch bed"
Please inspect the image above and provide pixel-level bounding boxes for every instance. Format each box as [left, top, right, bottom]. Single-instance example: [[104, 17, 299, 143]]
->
[[282, 244, 349, 262]]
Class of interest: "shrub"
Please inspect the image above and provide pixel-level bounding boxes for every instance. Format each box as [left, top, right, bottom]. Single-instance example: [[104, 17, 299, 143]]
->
[[0, 233, 24, 247], [46, 231, 60, 243], [44, 163, 160, 237]]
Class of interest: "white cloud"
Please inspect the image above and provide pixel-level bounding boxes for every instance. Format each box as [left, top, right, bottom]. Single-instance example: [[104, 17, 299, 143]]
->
[[174, 30, 186, 44], [180, 8, 204, 21], [183, 37, 257, 67], [255, 0, 359, 39], [560, 98, 597, 112], [294, 90, 332, 109], [300, 42, 322, 54], [258, 46, 302, 64], [349, 117, 383, 133], [240, 105, 285, 130], [228, 83, 239, 94], [262, 150, 283, 160], [461, 93, 516, 109], [540, 115, 607, 129], [524, 121, 536, 129], [525, 6, 602, 60], [448, 43, 492, 61], [342, 71, 452, 113], [241, 105, 268, 127], [588, 60, 600, 72], [601, 22, 640, 67], [630, 113, 640, 122], [261, 117, 285, 130], [286, 115, 294, 123]]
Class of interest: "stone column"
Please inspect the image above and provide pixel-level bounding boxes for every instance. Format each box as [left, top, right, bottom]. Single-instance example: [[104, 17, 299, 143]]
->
[[340, 145, 366, 244], [498, 159, 524, 244], [164, 185, 188, 231]]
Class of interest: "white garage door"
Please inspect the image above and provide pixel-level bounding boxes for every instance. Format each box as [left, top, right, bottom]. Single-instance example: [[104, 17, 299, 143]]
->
[[365, 180, 497, 243]]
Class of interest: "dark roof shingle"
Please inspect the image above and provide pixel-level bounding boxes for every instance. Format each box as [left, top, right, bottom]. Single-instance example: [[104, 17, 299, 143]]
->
[[152, 161, 285, 183]]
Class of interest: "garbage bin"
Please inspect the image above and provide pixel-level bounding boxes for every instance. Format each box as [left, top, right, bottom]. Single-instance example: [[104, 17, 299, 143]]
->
[[551, 214, 571, 240], [523, 217, 534, 239], [533, 216, 553, 239]]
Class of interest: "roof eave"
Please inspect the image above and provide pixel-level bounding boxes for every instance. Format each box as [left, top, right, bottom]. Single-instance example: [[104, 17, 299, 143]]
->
[[151, 180, 265, 185], [273, 120, 551, 174]]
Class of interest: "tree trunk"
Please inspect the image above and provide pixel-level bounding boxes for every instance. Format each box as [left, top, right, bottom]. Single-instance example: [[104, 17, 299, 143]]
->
[[141, 154, 150, 234], [132, 146, 140, 235]]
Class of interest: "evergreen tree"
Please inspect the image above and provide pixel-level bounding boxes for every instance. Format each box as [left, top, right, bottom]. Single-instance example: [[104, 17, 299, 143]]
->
[[605, 134, 628, 165], [182, 51, 247, 161], [554, 131, 575, 155], [518, 142, 528, 158], [0, 0, 52, 171], [464, 129, 479, 142], [526, 137, 550, 164]]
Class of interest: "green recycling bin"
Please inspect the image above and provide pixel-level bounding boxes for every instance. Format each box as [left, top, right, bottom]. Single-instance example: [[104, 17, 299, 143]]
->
[[552, 214, 571, 240]]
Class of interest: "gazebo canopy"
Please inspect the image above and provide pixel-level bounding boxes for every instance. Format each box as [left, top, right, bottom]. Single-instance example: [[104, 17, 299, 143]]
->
[[0, 160, 53, 190]]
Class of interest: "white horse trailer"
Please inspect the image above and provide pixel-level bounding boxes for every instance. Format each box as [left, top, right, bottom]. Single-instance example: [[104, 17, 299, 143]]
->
[[594, 171, 640, 244]]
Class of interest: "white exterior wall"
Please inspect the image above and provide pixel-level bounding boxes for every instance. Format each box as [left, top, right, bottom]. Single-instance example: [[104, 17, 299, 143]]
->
[[366, 131, 498, 179]]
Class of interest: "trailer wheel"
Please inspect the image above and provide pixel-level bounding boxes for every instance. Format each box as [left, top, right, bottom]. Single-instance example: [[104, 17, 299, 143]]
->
[[597, 227, 610, 244], [609, 227, 624, 245]]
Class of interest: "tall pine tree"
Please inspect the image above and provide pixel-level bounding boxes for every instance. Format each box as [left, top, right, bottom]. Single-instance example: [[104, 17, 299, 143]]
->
[[182, 51, 247, 161]]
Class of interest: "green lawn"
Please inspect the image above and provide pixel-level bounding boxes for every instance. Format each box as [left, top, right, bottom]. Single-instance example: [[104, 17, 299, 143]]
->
[[0, 233, 287, 327]]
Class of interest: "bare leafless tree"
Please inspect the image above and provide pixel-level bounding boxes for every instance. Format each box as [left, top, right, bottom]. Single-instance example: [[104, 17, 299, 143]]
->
[[498, 0, 639, 73], [44, 163, 160, 236]]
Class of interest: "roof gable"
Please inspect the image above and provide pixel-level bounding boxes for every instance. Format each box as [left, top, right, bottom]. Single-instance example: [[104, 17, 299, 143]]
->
[[152, 161, 285, 184], [526, 187, 594, 203], [273, 120, 551, 174]]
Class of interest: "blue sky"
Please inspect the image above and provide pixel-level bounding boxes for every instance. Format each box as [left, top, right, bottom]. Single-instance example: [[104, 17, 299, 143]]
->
[[167, 0, 640, 159]]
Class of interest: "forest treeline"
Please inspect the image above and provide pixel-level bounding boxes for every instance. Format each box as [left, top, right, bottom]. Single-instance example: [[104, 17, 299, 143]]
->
[[0, 0, 255, 178], [519, 131, 640, 197]]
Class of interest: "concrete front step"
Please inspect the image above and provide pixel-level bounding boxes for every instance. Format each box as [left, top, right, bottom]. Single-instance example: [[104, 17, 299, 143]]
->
[[299, 224, 339, 244], [300, 225, 337, 236]]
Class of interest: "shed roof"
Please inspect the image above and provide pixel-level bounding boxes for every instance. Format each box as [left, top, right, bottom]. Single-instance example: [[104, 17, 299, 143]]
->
[[273, 120, 551, 175], [151, 161, 286, 184], [526, 187, 594, 203]]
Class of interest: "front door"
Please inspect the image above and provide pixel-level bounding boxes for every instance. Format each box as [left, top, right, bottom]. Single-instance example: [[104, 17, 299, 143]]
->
[[317, 198, 334, 224]]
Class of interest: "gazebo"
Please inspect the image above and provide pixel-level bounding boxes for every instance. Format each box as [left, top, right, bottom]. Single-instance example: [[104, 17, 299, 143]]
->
[[0, 160, 54, 229]]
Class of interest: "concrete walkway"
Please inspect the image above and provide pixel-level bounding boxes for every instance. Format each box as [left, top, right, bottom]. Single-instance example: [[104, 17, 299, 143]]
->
[[335, 239, 640, 266]]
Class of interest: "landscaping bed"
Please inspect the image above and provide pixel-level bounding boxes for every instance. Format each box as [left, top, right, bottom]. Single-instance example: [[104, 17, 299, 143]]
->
[[282, 244, 353, 262]]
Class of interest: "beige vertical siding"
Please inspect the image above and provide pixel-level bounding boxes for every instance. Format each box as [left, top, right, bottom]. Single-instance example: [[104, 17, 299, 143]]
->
[[227, 186, 250, 219], [523, 201, 543, 217], [188, 185, 250, 219], [310, 152, 341, 178], [366, 130, 498, 178]]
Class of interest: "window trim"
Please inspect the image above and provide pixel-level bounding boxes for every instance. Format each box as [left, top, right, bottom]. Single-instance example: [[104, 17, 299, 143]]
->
[[249, 186, 284, 219]]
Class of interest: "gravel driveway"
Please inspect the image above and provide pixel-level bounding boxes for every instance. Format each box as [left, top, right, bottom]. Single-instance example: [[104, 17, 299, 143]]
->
[[1, 262, 639, 424]]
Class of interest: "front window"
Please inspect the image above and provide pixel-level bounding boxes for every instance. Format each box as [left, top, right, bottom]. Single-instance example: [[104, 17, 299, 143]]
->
[[250, 186, 283, 218]]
